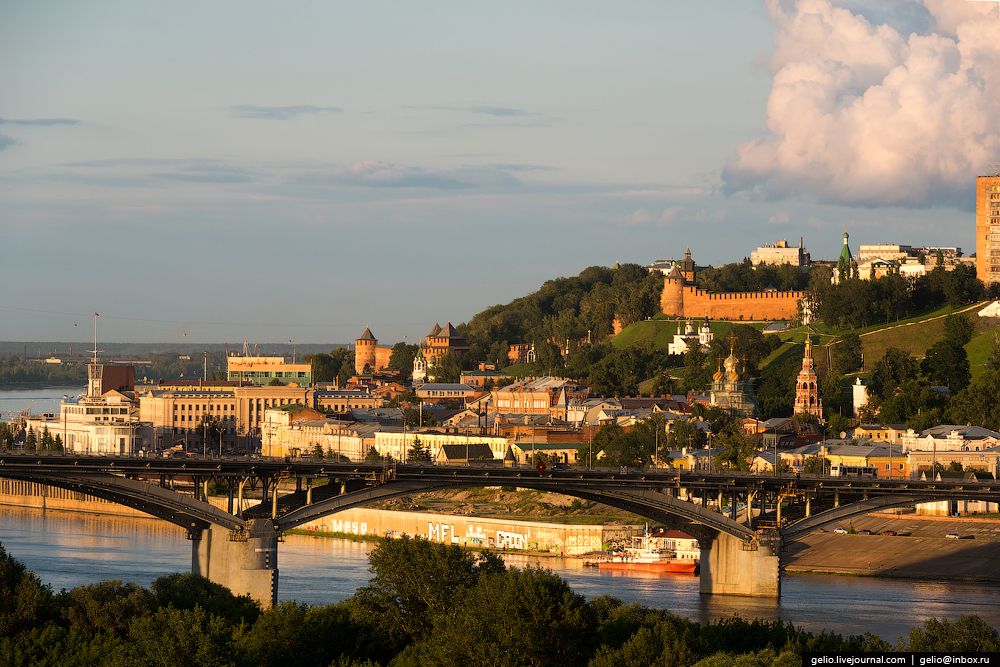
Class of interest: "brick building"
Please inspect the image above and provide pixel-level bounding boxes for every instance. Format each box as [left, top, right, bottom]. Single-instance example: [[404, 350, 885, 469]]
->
[[659, 248, 803, 321]]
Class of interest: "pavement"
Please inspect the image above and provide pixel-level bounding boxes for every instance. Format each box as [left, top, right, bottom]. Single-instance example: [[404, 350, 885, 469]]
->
[[782, 513, 1000, 581]]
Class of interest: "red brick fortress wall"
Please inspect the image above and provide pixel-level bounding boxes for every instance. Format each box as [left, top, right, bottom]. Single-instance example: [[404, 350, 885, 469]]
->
[[660, 284, 803, 320]]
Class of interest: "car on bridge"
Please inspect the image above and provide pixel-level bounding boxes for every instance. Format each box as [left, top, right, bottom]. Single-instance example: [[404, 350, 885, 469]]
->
[[880, 530, 897, 536], [857, 529, 874, 535], [833, 527, 848, 534], [945, 533, 961, 539]]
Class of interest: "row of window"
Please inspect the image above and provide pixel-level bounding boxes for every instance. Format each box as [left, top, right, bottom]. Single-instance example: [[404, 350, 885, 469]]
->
[[174, 414, 234, 422], [174, 403, 234, 411]]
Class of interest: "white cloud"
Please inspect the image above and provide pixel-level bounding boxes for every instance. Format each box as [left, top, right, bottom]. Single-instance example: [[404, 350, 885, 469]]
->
[[617, 206, 724, 226], [807, 215, 826, 229], [769, 211, 791, 225], [661, 206, 683, 223], [723, 0, 1000, 209]]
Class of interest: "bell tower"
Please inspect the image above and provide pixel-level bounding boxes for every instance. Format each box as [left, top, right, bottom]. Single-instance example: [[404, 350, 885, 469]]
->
[[794, 339, 823, 419]]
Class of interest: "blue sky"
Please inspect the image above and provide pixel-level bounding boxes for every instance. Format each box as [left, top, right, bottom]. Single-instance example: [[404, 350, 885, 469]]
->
[[2, 0, 998, 345]]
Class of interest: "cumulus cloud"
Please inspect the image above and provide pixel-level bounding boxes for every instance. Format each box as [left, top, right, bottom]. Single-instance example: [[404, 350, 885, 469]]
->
[[769, 211, 791, 225], [723, 0, 1000, 209], [0, 134, 16, 150], [292, 160, 519, 189], [230, 105, 342, 120], [0, 117, 80, 125]]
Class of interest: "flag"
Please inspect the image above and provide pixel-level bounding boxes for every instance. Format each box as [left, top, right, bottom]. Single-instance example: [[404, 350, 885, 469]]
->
[[95, 312, 99, 317]]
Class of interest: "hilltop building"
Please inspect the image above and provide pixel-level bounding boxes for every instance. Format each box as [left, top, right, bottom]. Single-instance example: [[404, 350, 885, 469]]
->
[[422, 322, 470, 364], [750, 239, 809, 266], [354, 327, 393, 375], [667, 317, 713, 355], [977, 167, 1000, 285], [659, 248, 803, 321], [831, 231, 854, 283]]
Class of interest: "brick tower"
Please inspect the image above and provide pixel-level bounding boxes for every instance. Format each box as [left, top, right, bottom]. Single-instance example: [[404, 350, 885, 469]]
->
[[794, 339, 823, 419], [354, 326, 378, 374]]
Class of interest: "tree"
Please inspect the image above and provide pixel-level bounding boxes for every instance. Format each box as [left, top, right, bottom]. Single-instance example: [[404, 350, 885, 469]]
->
[[365, 446, 383, 462], [648, 371, 676, 398], [0, 545, 52, 640], [832, 333, 863, 376], [268, 377, 284, 386], [24, 427, 36, 453], [411, 566, 597, 667], [803, 457, 830, 475], [311, 444, 325, 460], [901, 615, 1000, 651], [196, 415, 224, 452], [52, 434, 63, 452], [430, 353, 463, 384], [681, 340, 711, 393], [407, 437, 432, 462], [868, 348, 920, 402], [349, 536, 506, 645], [666, 419, 707, 450], [713, 425, 756, 471], [387, 343, 420, 380], [921, 340, 970, 391], [943, 313, 976, 347], [121, 604, 239, 667], [948, 461, 964, 472], [53, 579, 155, 638], [404, 408, 436, 427]]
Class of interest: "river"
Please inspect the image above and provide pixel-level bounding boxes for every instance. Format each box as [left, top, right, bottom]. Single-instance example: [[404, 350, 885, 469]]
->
[[2, 505, 998, 642], [3, 388, 1000, 640]]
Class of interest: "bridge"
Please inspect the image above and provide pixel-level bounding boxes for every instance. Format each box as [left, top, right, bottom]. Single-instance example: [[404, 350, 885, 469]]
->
[[3, 455, 998, 607]]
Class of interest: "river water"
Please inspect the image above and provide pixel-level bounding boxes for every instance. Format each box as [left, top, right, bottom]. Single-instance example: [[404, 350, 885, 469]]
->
[[3, 388, 999, 640], [1, 505, 998, 642]]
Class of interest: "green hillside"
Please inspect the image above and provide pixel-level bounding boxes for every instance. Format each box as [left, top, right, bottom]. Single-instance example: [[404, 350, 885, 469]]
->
[[852, 302, 988, 370]]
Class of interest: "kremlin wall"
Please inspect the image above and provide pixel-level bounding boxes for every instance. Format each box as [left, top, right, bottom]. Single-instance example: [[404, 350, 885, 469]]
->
[[659, 249, 803, 321]]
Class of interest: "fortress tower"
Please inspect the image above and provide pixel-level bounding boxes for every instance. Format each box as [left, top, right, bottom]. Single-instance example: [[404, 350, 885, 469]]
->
[[354, 327, 378, 374], [794, 339, 823, 419]]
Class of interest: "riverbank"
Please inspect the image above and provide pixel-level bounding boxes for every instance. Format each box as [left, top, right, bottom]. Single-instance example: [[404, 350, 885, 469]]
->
[[783, 514, 1000, 582]]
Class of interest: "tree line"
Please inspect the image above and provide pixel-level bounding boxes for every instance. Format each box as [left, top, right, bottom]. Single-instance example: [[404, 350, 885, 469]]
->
[[4, 538, 998, 667]]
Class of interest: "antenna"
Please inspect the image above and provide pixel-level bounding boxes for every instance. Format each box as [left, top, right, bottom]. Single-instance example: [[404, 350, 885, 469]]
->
[[986, 163, 1000, 177], [86, 312, 104, 363]]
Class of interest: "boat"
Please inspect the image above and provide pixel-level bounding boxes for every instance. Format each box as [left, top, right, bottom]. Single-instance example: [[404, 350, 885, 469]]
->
[[589, 532, 699, 574]]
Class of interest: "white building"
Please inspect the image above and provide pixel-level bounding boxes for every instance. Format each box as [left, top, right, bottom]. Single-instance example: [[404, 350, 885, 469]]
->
[[750, 239, 809, 266], [901, 425, 1000, 453], [25, 364, 144, 455]]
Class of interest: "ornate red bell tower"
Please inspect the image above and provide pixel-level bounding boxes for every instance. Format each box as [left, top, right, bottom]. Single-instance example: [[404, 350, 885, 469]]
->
[[795, 339, 823, 419]]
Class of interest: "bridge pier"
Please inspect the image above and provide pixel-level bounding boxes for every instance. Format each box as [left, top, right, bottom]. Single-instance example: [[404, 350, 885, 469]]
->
[[699, 531, 780, 597], [191, 518, 279, 609]]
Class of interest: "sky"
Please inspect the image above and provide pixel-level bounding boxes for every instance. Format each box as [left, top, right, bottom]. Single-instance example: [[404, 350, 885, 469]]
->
[[1, 0, 998, 346]]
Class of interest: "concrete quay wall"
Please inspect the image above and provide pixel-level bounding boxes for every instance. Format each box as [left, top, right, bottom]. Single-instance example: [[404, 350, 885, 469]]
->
[[297, 509, 638, 556]]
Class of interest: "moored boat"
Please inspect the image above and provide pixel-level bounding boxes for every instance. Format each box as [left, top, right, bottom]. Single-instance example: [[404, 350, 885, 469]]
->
[[591, 530, 699, 574]]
